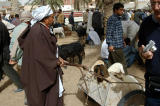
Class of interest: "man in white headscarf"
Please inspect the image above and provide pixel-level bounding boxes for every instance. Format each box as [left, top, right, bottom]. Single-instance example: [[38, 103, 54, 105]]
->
[[87, 27, 101, 45], [121, 13, 139, 46], [18, 5, 65, 106], [9, 11, 32, 67], [2, 13, 15, 31], [9, 11, 32, 105]]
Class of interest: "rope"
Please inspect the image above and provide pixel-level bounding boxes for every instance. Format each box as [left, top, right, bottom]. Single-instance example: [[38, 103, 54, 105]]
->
[[65, 63, 89, 105]]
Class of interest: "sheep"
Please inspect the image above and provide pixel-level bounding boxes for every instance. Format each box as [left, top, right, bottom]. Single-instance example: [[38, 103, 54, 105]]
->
[[108, 63, 125, 76], [53, 27, 65, 38], [107, 63, 142, 92]]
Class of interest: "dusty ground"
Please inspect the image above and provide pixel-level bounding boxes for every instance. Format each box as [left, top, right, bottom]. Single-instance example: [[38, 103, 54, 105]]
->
[[0, 32, 145, 106]]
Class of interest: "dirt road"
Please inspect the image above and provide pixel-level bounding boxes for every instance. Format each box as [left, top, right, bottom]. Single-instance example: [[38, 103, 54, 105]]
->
[[0, 32, 145, 106]]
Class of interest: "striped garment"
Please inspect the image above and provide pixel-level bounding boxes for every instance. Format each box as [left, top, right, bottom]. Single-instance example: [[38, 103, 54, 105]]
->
[[106, 14, 124, 48]]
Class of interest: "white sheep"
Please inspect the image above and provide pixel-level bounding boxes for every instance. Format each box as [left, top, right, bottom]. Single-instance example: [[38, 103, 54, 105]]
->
[[53, 27, 65, 38], [107, 63, 142, 91], [108, 63, 125, 75]]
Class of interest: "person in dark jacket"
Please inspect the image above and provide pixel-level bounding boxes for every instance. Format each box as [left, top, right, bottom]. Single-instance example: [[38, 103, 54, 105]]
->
[[69, 11, 75, 31], [0, 21, 23, 92], [0, 14, 1, 21], [138, 0, 160, 105], [92, 8, 103, 40]]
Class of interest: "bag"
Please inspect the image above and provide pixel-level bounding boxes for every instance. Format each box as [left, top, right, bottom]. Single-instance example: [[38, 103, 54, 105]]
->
[[149, 76, 160, 93]]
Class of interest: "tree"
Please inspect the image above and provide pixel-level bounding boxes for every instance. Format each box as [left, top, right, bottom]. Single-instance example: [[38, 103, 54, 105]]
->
[[26, 0, 64, 11], [27, 0, 136, 18], [74, 0, 92, 10], [74, 0, 135, 16]]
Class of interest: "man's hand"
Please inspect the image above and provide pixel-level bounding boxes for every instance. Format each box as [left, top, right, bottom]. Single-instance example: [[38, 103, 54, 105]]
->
[[9, 59, 17, 65], [108, 46, 114, 52], [140, 45, 153, 59], [57, 57, 69, 67]]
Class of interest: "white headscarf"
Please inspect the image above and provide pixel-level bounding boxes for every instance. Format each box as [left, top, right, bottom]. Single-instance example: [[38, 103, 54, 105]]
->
[[20, 11, 32, 22], [5, 14, 10, 20], [31, 5, 53, 26], [2, 19, 15, 30], [88, 27, 101, 45]]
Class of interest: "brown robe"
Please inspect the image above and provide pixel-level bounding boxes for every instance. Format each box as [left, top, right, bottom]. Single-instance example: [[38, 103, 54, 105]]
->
[[18, 23, 63, 106]]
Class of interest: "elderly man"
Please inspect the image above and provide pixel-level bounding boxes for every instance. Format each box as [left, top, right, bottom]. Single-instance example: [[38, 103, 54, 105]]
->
[[138, 0, 160, 105], [9, 10, 32, 105], [9, 11, 32, 67], [18, 5, 65, 106], [121, 13, 140, 45]]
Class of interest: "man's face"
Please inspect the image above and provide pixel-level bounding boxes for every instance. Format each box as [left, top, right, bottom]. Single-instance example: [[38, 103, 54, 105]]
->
[[115, 8, 124, 16], [48, 14, 55, 25], [151, 0, 160, 20]]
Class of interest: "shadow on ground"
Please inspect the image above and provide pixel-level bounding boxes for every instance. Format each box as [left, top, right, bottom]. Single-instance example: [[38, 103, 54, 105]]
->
[[0, 79, 12, 92]]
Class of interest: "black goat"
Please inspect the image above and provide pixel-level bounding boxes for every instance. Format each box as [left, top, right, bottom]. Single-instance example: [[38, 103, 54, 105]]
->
[[58, 42, 85, 64], [76, 26, 86, 37], [76, 25, 87, 45]]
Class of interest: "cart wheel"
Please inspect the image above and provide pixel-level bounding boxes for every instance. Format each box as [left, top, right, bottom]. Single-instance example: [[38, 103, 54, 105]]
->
[[118, 90, 145, 106]]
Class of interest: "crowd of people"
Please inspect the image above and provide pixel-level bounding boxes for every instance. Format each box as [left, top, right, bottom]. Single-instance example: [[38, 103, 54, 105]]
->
[[83, 1, 160, 105], [2, 13, 21, 26], [0, 0, 160, 105], [104, 1, 160, 105], [100, 5, 152, 69]]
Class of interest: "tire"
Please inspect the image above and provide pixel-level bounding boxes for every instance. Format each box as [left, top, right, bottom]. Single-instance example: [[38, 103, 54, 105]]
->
[[118, 90, 145, 106]]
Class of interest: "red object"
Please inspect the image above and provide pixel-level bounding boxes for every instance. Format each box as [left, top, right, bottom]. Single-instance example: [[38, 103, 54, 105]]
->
[[64, 11, 83, 18]]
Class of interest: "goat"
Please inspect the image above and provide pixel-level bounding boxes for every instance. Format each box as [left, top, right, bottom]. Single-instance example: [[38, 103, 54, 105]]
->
[[58, 42, 85, 64], [76, 23, 87, 44]]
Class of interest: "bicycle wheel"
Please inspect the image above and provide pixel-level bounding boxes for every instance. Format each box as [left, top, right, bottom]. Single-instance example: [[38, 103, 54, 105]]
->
[[118, 90, 145, 106]]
